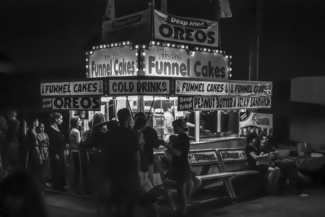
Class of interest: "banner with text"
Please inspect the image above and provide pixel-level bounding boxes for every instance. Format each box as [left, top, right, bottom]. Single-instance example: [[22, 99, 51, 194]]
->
[[41, 80, 104, 96], [108, 79, 171, 95], [144, 45, 228, 80], [178, 96, 194, 111], [239, 112, 273, 138], [42, 96, 101, 111], [175, 80, 228, 95], [154, 9, 218, 47], [88, 46, 138, 78], [229, 81, 272, 96], [193, 96, 271, 110]]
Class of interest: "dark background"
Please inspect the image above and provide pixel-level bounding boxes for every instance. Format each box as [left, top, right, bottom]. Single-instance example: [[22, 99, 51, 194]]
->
[[1, 0, 325, 143]]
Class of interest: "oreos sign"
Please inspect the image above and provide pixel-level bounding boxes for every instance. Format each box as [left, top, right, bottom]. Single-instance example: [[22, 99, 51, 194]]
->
[[42, 96, 100, 111], [154, 10, 218, 47]]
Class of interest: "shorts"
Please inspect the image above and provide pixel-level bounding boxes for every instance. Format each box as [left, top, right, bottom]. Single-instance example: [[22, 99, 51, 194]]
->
[[166, 167, 191, 183], [140, 171, 153, 193]]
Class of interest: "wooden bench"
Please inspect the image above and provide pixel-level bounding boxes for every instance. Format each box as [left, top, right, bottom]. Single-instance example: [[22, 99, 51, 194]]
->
[[215, 148, 261, 198], [154, 149, 237, 211]]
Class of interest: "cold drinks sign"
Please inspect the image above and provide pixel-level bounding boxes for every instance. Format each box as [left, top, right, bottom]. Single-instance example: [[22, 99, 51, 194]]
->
[[108, 78, 171, 95], [154, 10, 218, 47], [143, 45, 229, 80]]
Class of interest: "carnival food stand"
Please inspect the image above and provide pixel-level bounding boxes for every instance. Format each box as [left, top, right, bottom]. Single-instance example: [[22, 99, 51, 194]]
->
[[40, 6, 273, 149]]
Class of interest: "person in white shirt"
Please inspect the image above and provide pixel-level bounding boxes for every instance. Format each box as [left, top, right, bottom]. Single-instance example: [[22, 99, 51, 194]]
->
[[68, 116, 82, 193], [164, 105, 174, 142]]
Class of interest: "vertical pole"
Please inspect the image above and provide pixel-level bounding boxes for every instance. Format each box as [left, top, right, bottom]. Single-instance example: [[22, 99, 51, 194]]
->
[[161, 0, 167, 13], [195, 111, 200, 142], [248, 0, 263, 82]]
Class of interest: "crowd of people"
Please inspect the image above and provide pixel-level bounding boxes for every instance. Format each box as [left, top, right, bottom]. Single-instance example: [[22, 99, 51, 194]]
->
[[0, 108, 313, 217]]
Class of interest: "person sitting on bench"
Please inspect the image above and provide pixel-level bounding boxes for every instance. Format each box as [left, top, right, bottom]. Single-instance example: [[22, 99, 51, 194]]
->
[[245, 133, 281, 195], [260, 135, 311, 194]]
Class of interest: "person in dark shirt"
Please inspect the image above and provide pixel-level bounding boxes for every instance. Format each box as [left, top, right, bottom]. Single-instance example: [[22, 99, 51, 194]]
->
[[245, 133, 281, 195], [48, 112, 66, 192], [134, 112, 165, 184], [162, 119, 193, 217], [98, 108, 142, 217]]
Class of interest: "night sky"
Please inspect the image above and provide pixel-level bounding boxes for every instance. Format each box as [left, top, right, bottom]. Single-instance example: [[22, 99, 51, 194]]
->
[[1, 0, 325, 141]]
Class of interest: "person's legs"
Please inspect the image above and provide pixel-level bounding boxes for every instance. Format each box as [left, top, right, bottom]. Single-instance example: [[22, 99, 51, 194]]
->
[[186, 177, 194, 201], [275, 159, 299, 193], [192, 176, 202, 195], [176, 181, 187, 217], [148, 164, 154, 184]]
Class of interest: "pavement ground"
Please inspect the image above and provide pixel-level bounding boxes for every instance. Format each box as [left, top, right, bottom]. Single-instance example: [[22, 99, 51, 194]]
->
[[45, 184, 325, 217]]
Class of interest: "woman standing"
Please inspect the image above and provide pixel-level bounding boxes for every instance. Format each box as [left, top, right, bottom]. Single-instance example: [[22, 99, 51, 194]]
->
[[26, 117, 42, 181], [48, 113, 66, 192], [162, 119, 193, 217], [68, 116, 82, 193], [37, 123, 49, 164]]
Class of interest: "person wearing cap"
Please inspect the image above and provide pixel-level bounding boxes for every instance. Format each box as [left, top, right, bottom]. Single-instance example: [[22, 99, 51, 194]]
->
[[48, 112, 66, 191]]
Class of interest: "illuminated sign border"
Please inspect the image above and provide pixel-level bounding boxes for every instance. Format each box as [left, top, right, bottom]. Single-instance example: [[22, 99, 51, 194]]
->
[[85, 41, 139, 78]]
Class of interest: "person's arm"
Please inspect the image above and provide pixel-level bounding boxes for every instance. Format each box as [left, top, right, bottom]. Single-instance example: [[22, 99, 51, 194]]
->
[[165, 144, 182, 156], [249, 151, 268, 160]]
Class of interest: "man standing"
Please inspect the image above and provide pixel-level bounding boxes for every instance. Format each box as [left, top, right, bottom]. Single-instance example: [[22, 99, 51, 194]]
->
[[99, 108, 142, 217], [134, 112, 165, 184]]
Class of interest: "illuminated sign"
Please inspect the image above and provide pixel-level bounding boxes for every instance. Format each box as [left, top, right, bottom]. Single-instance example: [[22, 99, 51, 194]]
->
[[143, 45, 229, 80], [42, 96, 101, 111], [87, 45, 138, 78], [193, 96, 271, 110], [108, 78, 171, 95], [229, 81, 272, 96], [175, 80, 228, 95], [154, 10, 218, 47], [239, 112, 273, 138], [41, 80, 104, 96]]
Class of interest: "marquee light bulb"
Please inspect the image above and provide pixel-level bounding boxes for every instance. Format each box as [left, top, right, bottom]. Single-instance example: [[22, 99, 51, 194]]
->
[[172, 44, 175, 47], [123, 42, 126, 45], [92, 46, 95, 50], [115, 43, 118, 46], [229, 74, 232, 78], [204, 48, 207, 51], [157, 42, 160, 45], [167, 43, 170, 46], [151, 41, 155, 45], [135, 45, 139, 49], [142, 52, 146, 56], [86, 58, 88, 61], [181, 45, 184, 48], [86, 65, 88, 68], [186, 46, 189, 49], [142, 45, 146, 49], [90, 51, 93, 54]]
